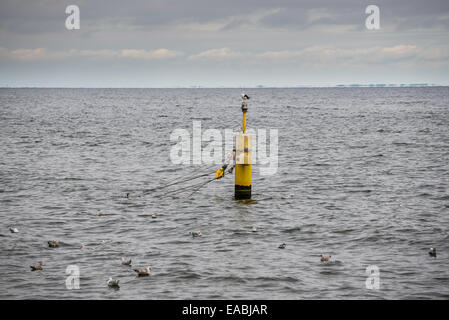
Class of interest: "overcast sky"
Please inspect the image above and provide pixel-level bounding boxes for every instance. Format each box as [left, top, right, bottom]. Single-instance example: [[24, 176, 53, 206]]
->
[[0, 0, 448, 87]]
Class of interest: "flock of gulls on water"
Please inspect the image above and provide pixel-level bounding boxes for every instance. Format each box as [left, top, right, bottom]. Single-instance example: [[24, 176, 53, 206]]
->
[[7, 202, 446, 290], [7, 208, 156, 290]]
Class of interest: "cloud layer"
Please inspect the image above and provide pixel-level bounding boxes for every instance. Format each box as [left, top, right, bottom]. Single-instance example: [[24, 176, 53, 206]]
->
[[3, 44, 448, 65]]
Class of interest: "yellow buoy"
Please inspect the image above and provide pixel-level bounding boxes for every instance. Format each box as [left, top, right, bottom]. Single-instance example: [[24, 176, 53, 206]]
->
[[235, 97, 252, 200]]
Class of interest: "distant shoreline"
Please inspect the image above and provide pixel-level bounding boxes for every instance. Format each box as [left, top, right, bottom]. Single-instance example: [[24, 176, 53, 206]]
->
[[0, 85, 447, 89]]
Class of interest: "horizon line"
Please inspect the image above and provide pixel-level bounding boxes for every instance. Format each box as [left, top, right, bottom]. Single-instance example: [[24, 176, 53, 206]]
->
[[0, 84, 447, 89]]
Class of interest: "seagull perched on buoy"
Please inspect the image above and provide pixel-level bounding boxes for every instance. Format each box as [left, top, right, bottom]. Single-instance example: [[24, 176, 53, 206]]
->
[[121, 257, 132, 266], [134, 266, 151, 277], [9, 227, 19, 233], [241, 93, 250, 100], [320, 254, 331, 262], [190, 231, 202, 238], [48, 240, 59, 248], [278, 243, 286, 249], [429, 248, 437, 257], [107, 278, 120, 288], [30, 261, 43, 271]]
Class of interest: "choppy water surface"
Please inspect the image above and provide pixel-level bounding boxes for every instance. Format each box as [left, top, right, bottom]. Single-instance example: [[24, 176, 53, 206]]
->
[[0, 87, 448, 299]]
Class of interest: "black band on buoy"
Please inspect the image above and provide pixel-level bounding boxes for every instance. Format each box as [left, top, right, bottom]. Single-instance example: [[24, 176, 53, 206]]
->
[[235, 185, 251, 200]]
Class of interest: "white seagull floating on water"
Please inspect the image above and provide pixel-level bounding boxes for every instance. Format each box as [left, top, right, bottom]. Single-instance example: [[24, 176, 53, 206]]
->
[[107, 277, 120, 288]]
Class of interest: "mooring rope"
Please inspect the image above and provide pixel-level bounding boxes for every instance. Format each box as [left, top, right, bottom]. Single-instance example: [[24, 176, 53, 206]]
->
[[142, 170, 215, 194], [156, 180, 208, 197], [187, 177, 217, 198]]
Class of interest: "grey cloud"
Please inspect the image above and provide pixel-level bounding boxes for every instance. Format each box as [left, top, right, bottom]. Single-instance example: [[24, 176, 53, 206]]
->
[[2, 0, 449, 34]]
